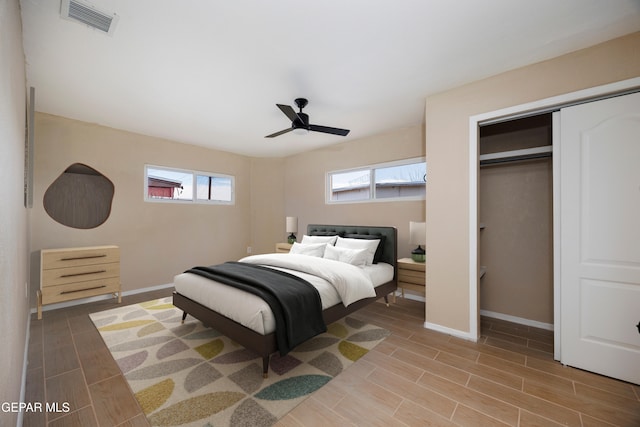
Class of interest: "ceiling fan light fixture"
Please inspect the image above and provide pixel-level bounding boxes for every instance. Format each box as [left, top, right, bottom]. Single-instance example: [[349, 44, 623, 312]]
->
[[265, 98, 350, 139]]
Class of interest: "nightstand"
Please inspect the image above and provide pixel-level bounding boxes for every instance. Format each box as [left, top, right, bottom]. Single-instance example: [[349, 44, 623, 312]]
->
[[275, 243, 292, 253], [397, 257, 425, 299]]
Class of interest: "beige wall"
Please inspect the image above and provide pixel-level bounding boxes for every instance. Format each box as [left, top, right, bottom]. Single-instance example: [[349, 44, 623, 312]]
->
[[31, 114, 254, 296], [0, 0, 29, 424], [283, 125, 426, 260], [425, 32, 640, 334], [29, 115, 425, 302], [250, 157, 286, 254]]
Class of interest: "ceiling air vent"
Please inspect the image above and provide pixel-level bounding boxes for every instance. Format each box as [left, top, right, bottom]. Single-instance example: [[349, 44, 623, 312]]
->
[[60, 0, 119, 35]]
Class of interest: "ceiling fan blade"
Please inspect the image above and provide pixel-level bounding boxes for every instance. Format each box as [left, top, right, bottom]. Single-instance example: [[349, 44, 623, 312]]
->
[[265, 128, 293, 138], [309, 124, 350, 136], [276, 104, 302, 123]]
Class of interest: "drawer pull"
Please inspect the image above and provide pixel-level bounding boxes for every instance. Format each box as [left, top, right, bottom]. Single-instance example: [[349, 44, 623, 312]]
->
[[60, 269, 107, 278], [60, 254, 107, 261], [60, 285, 107, 295]]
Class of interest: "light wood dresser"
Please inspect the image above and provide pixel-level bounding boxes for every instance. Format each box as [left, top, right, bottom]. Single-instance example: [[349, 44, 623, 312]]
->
[[38, 245, 121, 319], [397, 257, 425, 299]]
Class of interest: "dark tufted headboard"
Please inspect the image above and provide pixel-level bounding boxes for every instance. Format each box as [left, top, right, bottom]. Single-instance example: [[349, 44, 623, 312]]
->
[[307, 224, 397, 274]]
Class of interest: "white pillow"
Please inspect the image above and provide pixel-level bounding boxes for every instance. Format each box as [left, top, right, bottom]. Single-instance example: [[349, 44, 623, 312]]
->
[[323, 244, 368, 267], [335, 237, 380, 265], [301, 234, 338, 245], [288, 242, 326, 257]]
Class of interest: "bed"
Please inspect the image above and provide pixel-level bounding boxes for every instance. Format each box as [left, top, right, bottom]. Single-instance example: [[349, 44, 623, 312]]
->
[[172, 224, 397, 377]]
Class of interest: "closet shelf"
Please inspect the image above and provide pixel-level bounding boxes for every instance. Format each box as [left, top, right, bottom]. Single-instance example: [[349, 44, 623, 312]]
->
[[479, 145, 552, 166]]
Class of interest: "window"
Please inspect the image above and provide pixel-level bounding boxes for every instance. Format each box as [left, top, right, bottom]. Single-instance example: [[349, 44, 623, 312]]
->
[[145, 165, 234, 204], [327, 158, 425, 203], [329, 169, 371, 202]]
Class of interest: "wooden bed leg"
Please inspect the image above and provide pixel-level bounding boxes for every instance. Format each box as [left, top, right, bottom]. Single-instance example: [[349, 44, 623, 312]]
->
[[181, 311, 187, 324], [262, 356, 270, 378], [384, 295, 390, 307]]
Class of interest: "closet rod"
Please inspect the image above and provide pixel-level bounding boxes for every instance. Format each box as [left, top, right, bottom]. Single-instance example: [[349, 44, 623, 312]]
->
[[480, 151, 551, 166], [479, 145, 552, 166]]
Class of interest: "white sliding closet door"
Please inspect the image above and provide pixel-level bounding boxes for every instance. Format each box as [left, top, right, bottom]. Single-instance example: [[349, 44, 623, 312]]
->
[[560, 91, 640, 384]]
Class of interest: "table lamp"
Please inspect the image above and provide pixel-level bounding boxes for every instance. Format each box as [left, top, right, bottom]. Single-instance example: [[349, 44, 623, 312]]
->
[[409, 221, 426, 262], [286, 216, 298, 244]]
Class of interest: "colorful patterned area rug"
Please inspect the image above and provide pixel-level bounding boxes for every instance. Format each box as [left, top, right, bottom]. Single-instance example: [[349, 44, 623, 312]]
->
[[90, 297, 390, 427]]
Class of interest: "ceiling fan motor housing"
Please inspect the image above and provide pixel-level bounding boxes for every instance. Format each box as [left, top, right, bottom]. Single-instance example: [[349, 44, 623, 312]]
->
[[265, 97, 349, 138], [292, 112, 309, 130]]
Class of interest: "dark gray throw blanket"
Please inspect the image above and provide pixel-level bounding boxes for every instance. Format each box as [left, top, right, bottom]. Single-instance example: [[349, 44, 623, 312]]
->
[[185, 262, 327, 355]]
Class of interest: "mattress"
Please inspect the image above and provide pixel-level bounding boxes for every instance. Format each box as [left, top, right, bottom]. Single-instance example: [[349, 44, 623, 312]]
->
[[173, 254, 394, 335]]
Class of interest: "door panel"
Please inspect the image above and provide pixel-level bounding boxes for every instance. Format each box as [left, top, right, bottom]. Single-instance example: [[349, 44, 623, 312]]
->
[[581, 119, 640, 264], [581, 279, 640, 348], [560, 91, 640, 385]]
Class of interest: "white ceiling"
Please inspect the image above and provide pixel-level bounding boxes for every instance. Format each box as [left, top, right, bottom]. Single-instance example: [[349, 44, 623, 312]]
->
[[20, 0, 640, 157]]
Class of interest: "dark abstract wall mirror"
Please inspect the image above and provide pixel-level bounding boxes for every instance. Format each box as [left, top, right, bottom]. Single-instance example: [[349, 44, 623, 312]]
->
[[44, 163, 114, 229]]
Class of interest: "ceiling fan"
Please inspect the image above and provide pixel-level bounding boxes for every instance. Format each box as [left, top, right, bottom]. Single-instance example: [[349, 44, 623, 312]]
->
[[265, 98, 350, 138]]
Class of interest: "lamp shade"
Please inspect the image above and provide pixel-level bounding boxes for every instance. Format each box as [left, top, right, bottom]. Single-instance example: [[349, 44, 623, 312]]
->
[[409, 221, 425, 245], [286, 216, 298, 233]]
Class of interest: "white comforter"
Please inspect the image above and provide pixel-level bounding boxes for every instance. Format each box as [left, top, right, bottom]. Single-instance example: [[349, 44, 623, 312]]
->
[[174, 253, 390, 335], [238, 253, 376, 306]]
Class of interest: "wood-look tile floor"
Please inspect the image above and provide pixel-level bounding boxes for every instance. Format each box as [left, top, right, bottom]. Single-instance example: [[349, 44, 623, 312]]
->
[[24, 289, 640, 427]]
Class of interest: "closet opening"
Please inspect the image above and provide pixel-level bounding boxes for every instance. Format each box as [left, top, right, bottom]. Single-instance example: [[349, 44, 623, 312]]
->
[[478, 113, 554, 350]]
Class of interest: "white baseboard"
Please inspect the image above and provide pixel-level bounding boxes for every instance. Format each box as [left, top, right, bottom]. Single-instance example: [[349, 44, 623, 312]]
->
[[423, 321, 478, 342], [393, 290, 425, 303], [403, 293, 478, 341], [30, 282, 175, 315], [480, 309, 554, 331]]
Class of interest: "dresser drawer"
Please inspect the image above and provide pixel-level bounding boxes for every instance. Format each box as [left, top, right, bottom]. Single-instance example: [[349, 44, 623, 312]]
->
[[398, 269, 425, 285], [42, 246, 119, 270], [41, 262, 120, 287], [275, 243, 292, 253], [41, 277, 121, 305]]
